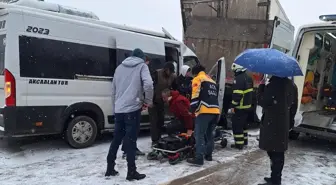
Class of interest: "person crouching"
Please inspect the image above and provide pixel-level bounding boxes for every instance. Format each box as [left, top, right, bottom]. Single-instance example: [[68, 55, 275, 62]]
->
[[161, 89, 194, 135]]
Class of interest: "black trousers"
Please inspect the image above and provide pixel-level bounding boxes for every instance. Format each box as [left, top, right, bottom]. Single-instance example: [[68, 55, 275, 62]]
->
[[267, 151, 285, 184], [148, 102, 165, 143], [121, 125, 140, 152], [106, 110, 141, 169], [231, 109, 249, 146]]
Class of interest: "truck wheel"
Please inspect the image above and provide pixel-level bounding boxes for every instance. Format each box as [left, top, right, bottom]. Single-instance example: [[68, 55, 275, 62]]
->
[[65, 116, 98, 148], [289, 130, 300, 140]]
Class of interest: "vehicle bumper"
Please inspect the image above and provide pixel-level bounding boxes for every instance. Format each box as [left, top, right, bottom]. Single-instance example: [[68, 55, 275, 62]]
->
[[294, 124, 336, 141], [0, 106, 65, 137]]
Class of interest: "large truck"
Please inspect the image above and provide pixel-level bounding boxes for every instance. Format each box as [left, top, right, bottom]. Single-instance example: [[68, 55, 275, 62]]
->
[[180, 0, 294, 124], [181, 0, 294, 84]]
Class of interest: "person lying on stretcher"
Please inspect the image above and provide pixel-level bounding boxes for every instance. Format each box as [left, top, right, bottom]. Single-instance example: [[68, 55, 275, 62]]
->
[[161, 89, 194, 136]]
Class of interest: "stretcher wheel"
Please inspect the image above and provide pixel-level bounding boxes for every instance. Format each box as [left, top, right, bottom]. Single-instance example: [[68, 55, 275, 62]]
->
[[220, 138, 228, 148], [147, 151, 160, 160], [157, 153, 164, 161], [159, 157, 168, 163], [168, 152, 182, 165]]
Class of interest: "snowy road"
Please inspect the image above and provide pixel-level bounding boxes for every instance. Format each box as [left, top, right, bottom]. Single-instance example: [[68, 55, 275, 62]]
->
[[164, 136, 336, 185], [1, 131, 335, 185], [0, 130, 260, 185]]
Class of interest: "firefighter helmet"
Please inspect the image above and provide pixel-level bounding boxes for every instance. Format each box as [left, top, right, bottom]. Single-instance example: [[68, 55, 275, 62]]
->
[[231, 63, 247, 73]]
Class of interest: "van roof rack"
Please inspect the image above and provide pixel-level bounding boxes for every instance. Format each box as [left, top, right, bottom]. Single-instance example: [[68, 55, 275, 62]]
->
[[319, 14, 336, 22], [1, 0, 99, 20]]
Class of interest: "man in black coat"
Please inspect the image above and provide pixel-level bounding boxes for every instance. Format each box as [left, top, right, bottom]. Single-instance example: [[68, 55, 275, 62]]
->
[[258, 76, 295, 185], [289, 82, 298, 130]]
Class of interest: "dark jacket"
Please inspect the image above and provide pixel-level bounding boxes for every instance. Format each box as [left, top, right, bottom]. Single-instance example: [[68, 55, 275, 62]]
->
[[289, 82, 298, 130], [168, 90, 194, 130], [257, 84, 266, 105], [259, 76, 294, 152], [231, 71, 253, 110], [152, 69, 177, 103], [176, 75, 192, 98]]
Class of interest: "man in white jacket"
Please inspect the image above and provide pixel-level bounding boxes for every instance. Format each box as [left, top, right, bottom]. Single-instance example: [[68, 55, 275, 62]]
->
[[105, 48, 153, 181]]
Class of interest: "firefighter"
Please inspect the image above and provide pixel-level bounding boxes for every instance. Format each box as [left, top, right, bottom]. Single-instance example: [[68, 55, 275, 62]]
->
[[230, 63, 253, 149]]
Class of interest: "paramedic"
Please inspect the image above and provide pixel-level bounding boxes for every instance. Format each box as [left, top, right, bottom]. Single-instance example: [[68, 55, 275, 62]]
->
[[258, 76, 294, 185], [187, 65, 220, 166], [161, 89, 194, 134], [176, 65, 193, 99], [105, 48, 153, 181], [230, 63, 253, 149], [149, 62, 177, 146]]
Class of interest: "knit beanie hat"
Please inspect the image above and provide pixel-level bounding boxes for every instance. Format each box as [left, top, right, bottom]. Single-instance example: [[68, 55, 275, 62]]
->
[[132, 48, 145, 60]]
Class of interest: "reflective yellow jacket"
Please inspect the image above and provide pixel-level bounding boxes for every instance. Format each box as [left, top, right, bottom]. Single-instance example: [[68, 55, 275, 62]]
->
[[191, 71, 220, 116]]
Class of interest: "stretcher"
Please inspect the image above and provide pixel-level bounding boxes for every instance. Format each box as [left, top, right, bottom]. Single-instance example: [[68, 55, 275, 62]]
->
[[147, 127, 230, 165]]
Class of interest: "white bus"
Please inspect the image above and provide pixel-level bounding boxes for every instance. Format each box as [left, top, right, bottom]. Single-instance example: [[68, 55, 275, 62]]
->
[[0, 0, 226, 148]]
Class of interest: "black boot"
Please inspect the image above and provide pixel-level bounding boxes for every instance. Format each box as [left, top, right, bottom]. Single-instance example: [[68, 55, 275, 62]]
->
[[126, 167, 146, 181], [136, 148, 146, 156], [258, 182, 272, 185], [258, 182, 281, 185], [105, 162, 119, 177], [187, 157, 204, 166], [264, 177, 272, 183], [204, 155, 212, 161], [230, 144, 243, 150], [258, 178, 281, 185]]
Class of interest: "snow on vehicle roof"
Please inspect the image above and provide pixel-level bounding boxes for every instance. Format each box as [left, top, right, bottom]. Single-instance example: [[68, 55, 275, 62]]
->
[[0, 0, 197, 57], [0, 0, 170, 39], [298, 21, 336, 30], [3, 0, 100, 20]]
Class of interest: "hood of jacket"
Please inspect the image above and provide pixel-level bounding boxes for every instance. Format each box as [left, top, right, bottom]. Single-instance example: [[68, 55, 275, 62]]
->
[[170, 90, 180, 100], [181, 65, 190, 77], [122, 56, 145, 67], [169, 90, 181, 106]]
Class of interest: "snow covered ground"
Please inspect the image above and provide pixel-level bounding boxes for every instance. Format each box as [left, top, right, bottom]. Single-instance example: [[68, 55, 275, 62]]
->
[[167, 135, 336, 185], [280, 137, 336, 185], [0, 130, 260, 185]]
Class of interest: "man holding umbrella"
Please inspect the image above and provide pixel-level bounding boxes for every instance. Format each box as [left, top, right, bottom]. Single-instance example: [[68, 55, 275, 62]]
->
[[233, 48, 303, 185], [258, 75, 294, 185], [230, 63, 253, 149]]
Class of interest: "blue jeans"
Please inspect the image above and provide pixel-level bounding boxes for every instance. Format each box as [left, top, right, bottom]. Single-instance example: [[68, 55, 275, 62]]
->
[[106, 109, 141, 168], [194, 114, 218, 159]]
